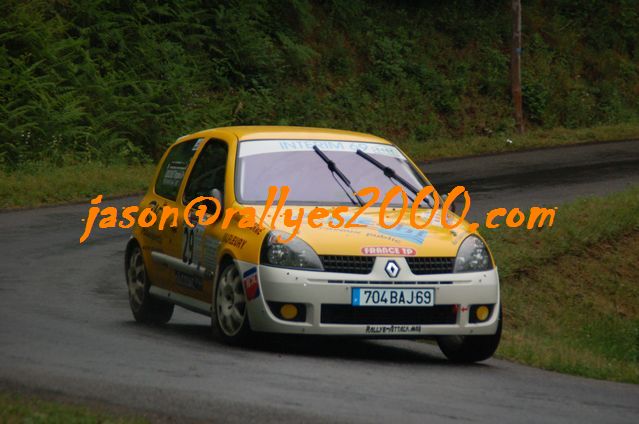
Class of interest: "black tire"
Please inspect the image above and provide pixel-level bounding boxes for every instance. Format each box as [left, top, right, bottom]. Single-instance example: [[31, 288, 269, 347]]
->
[[126, 245, 174, 324], [211, 261, 252, 345], [437, 308, 502, 363]]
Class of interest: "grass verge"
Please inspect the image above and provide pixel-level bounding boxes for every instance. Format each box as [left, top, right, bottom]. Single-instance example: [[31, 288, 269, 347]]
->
[[0, 163, 154, 210], [401, 122, 639, 160], [5, 124, 639, 209], [0, 391, 146, 423], [484, 185, 639, 383], [2, 123, 638, 210]]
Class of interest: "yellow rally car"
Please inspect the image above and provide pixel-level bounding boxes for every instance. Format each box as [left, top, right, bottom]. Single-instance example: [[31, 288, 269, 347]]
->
[[125, 126, 501, 362]]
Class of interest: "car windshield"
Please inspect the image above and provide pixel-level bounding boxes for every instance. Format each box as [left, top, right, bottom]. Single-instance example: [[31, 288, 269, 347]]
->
[[236, 139, 429, 206]]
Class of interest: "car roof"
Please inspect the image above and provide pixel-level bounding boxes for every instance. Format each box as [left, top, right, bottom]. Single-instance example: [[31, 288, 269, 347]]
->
[[177, 126, 392, 145]]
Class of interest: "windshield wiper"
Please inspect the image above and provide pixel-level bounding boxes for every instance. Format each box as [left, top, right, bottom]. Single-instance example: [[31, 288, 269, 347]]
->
[[313, 146, 364, 206], [356, 149, 433, 208]]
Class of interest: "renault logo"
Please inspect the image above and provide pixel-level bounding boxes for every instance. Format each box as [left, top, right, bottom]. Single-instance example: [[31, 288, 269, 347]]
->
[[385, 260, 400, 278]]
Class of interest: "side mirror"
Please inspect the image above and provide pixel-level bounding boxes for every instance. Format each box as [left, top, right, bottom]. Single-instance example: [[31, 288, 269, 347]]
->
[[441, 193, 457, 214]]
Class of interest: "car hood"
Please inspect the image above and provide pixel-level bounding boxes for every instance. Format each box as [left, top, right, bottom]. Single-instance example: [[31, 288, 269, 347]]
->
[[250, 206, 474, 257]]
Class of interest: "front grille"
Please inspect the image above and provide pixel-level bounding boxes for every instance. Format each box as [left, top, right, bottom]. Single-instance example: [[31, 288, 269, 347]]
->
[[321, 304, 458, 325], [320, 255, 375, 274], [319, 256, 455, 275], [406, 257, 455, 275]]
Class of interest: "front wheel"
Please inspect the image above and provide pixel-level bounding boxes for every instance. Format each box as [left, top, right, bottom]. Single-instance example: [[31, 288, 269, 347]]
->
[[126, 245, 174, 324], [211, 262, 252, 345], [437, 308, 502, 363]]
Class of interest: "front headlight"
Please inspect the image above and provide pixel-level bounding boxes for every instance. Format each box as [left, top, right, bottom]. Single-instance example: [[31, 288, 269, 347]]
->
[[454, 235, 493, 273], [260, 231, 324, 270]]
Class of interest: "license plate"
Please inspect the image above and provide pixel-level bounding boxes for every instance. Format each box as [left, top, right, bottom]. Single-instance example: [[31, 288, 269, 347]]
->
[[351, 288, 435, 307]]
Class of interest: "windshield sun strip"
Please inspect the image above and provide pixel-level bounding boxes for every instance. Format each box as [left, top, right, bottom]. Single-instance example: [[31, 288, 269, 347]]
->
[[234, 139, 430, 205]]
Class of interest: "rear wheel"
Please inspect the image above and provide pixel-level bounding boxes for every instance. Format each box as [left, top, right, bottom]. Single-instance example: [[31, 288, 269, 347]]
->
[[126, 245, 174, 324], [437, 308, 502, 363], [211, 261, 252, 345]]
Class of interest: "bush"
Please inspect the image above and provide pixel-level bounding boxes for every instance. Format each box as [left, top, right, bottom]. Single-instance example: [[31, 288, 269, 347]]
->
[[1, 0, 638, 169]]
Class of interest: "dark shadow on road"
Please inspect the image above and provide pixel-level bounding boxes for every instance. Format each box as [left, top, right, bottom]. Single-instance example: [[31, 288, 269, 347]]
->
[[120, 320, 492, 369]]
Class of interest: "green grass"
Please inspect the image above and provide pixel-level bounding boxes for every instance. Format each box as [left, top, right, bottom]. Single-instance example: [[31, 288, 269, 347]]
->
[[0, 163, 154, 209], [0, 391, 147, 424], [484, 185, 639, 383]]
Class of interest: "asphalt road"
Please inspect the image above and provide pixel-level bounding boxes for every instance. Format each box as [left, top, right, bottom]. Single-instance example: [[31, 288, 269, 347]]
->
[[1, 140, 639, 423], [425, 139, 639, 219]]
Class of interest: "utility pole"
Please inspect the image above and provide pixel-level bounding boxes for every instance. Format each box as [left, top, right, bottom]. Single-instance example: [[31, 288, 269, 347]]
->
[[511, 0, 524, 134]]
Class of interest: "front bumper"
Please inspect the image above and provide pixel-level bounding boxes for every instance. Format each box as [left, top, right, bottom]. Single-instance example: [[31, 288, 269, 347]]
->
[[236, 257, 500, 337]]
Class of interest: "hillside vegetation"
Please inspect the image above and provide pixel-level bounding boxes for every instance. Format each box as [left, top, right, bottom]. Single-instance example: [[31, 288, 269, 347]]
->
[[1, 0, 638, 169]]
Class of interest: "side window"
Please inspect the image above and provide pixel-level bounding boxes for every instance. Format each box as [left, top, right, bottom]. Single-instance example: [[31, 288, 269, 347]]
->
[[155, 140, 198, 201], [183, 140, 228, 204]]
